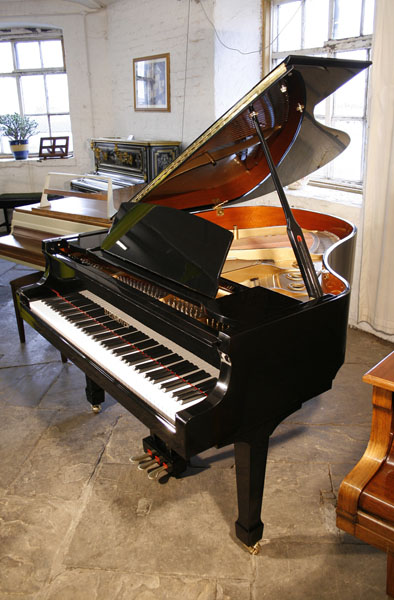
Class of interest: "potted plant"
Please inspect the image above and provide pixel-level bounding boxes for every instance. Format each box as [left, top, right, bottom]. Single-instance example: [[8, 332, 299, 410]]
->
[[0, 113, 39, 160]]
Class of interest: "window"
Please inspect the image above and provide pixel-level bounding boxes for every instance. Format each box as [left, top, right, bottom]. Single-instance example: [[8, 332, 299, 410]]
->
[[0, 27, 73, 156], [271, 0, 374, 189]]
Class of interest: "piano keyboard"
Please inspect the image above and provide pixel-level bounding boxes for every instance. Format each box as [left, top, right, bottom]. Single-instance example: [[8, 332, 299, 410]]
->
[[30, 290, 219, 428]]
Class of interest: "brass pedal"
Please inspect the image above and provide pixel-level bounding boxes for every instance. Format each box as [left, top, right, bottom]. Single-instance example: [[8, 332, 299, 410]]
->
[[129, 452, 150, 464], [138, 459, 157, 471], [147, 465, 167, 480]]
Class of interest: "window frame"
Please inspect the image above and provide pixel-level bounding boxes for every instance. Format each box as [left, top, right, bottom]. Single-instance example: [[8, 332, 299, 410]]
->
[[0, 29, 71, 158], [269, 0, 373, 192]]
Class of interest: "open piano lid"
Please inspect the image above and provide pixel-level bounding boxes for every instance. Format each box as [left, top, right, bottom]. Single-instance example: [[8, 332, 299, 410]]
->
[[101, 55, 370, 298], [124, 55, 371, 211]]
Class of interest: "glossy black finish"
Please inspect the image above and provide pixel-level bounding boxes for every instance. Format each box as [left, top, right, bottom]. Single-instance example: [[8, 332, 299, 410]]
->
[[103, 203, 233, 298], [16, 55, 366, 548]]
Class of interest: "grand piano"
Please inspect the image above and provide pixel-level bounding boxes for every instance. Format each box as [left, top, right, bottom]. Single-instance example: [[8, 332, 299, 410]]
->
[[17, 55, 370, 551]]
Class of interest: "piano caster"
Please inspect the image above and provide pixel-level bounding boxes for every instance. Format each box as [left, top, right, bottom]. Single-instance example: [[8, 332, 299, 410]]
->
[[243, 542, 261, 555], [85, 376, 105, 414]]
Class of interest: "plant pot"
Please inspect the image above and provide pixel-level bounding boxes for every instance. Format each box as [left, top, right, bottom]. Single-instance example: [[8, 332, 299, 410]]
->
[[10, 139, 29, 160]]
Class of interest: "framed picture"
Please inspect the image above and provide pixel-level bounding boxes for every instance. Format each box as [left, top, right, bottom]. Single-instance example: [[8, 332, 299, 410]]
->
[[133, 53, 170, 112]]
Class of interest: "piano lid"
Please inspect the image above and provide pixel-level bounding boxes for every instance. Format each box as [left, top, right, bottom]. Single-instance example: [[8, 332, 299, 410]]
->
[[123, 55, 371, 212]]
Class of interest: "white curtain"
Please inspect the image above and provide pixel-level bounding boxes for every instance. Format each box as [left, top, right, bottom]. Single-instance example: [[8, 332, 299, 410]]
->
[[358, 0, 394, 338]]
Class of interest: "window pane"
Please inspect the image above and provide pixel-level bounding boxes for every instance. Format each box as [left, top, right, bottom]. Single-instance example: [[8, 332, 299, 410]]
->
[[0, 42, 14, 73], [16, 41, 41, 69], [49, 115, 73, 151], [28, 115, 49, 153], [41, 40, 64, 68], [333, 50, 367, 118], [330, 119, 363, 182], [46, 74, 69, 112], [304, 0, 329, 48], [363, 0, 375, 35], [333, 0, 362, 39], [276, 1, 302, 51], [0, 77, 19, 113], [20, 75, 47, 114], [314, 99, 328, 120]]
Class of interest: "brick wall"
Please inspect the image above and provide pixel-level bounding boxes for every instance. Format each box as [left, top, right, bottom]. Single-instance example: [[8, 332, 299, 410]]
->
[[0, 0, 262, 191]]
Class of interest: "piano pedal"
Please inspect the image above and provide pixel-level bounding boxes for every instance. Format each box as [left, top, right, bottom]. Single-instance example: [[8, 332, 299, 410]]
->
[[129, 452, 150, 464], [138, 459, 156, 470], [147, 464, 167, 480], [129, 435, 189, 482]]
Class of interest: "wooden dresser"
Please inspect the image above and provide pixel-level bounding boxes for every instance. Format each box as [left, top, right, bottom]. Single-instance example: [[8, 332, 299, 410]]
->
[[336, 351, 394, 597]]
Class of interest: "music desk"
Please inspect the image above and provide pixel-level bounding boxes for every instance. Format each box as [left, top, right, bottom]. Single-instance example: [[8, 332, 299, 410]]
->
[[336, 351, 394, 597]]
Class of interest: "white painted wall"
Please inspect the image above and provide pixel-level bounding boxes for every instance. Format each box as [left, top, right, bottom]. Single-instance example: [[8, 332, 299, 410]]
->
[[0, 0, 368, 333], [0, 0, 262, 191], [0, 0, 102, 190]]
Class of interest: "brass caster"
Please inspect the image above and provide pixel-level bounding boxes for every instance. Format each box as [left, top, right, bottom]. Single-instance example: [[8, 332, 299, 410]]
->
[[243, 542, 261, 555], [91, 404, 102, 414]]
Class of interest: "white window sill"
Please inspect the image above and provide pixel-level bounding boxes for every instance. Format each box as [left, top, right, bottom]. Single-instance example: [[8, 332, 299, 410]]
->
[[286, 182, 363, 208], [0, 155, 76, 166]]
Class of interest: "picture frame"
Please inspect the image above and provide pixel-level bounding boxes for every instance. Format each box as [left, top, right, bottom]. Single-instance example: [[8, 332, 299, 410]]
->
[[133, 53, 170, 112]]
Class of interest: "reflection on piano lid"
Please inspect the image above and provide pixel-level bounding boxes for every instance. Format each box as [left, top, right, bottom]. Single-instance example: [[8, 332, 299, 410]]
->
[[18, 55, 371, 550], [103, 203, 233, 298]]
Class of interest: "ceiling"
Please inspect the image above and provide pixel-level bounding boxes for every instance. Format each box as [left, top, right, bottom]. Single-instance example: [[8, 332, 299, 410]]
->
[[0, 0, 122, 8]]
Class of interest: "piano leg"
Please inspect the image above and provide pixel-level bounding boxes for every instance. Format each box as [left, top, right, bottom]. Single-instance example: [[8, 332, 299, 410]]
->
[[85, 375, 105, 413], [234, 427, 271, 550]]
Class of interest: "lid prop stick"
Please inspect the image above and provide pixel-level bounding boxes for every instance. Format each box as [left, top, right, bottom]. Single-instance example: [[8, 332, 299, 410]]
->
[[249, 104, 323, 300]]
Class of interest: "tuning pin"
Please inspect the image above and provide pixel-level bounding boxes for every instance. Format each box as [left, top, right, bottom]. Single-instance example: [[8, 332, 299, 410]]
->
[[147, 465, 167, 480], [129, 452, 150, 464]]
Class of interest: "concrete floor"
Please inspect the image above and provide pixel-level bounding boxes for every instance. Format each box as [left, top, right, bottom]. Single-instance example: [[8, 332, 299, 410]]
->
[[1, 257, 393, 600]]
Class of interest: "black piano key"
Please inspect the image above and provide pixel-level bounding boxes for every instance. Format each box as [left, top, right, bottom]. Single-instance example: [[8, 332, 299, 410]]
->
[[113, 340, 159, 356], [81, 307, 106, 318], [168, 360, 196, 376], [100, 331, 148, 349], [124, 353, 182, 368], [172, 375, 212, 398], [90, 322, 125, 338], [134, 347, 173, 370], [162, 370, 209, 391], [63, 292, 86, 300], [196, 378, 216, 392], [79, 323, 109, 334], [152, 353, 182, 366], [135, 353, 182, 372], [146, 368, 176, 381], [66, 313, 112, 325], [178, 390, 206, 404], [107, 326, 137, 337], [48, 298, 95, 310], [122, 353, 153, 366]]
